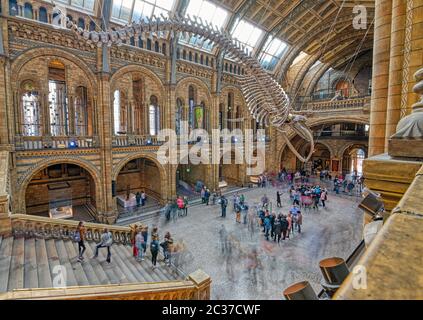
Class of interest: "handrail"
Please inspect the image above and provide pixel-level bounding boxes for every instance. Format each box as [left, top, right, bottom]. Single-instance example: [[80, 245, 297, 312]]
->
[[10, 214, 132, 245], [304, 97, 370, 112]]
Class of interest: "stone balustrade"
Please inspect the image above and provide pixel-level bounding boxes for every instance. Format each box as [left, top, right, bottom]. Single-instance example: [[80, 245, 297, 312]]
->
[[0, 268, 211, 300], [10, 214, 132, 245], [15, 136, 98, 150], [304, 97, 371, 112]]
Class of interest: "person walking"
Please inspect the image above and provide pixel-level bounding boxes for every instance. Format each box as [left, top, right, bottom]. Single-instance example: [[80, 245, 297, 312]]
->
[[220, 195, 228, 218], [183, 196, 188, 216], [150, 227, 160, 269], [321, 189, 327, 208], [205, 189, 210, 205], [136, 192, 141, 207], [135, 228, 145, 261], [141, 225, 148, 254], [162, 232, 174, 266], [171, 199, 178, 222], [76, 221, 86, 262], [177, 196, 184, 217], [201, 187, 206, 204], [141, 191, 146, 206], [273, 215, 282, 243], [276, 191, 282, 207], [286, 214, 292, 239], [130, 224, 138, 258], [280, 215, 288, 240], [93, 228, 113, 263], [296, 211, 303, 233]]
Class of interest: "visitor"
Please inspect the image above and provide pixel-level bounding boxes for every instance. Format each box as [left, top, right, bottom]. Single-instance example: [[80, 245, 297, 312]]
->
[[177, 196, 184, 217], [141, 225, 148, 254], [211, 190, 217, 205], [130, 224, 138, 257], [273, 214, 282, 243], [135, 227, 145, 261], [239, 193, 245, 206], [286, 214, 292, 239], [205, 189, 210, 205], [136, 192, 141, 207], [93, 228, 113, 263], [261, 194, 269, 209], [161, 231, 174, 266], [276, 190, 282, 207], [201, 187, 206, 204], [183, 196, 188, 216], [280, 215, 288, 240], [171, 199, 178, 222], [235, 202, 241, 223], [347, 180, 355, 196], [150, 227, 160, 269], [141, 191, 146, 206], [264, 213, 271, 241], [270, 212, 276, 239], [296, 211, 303, 233], [321, 188, 327, 208], [313, 192, 320, 211], [76, 221, 86, 262], [220, 195, 228, 218]]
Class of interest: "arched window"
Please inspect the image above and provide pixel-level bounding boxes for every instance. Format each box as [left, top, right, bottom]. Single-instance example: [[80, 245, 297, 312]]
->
[[24, 3, 33, 19], [89, 21, 96, 31], [188, 85, 195, 129], [130, 36, 135, 46], [149, 95, 159, 136], [176, 98, 183, 135], [233, 65, 237, 74], [194, 53, 198, 63], [335, 80, 350, 98], [78, 18, 85, 29], [205, 56, 209, 66], [48, 61, 69, 136], [162, 43, 166, 55], [229, 64, 233, 73], [39, 7, 48, 23], [200, 55, 204, 65], [176, 48, 180, 59], [138, 36, 143, 48], [74, 86, 88, 136], [9, 0, 18, 16], [146, 38, 152, 50], [188, 52, 192, 61], [183, 50, 186, 60], [113, 90, 121, 135], [193, 101, 206, 130], [225, 63, 228, 72], [219, 103, 224, 130], [235, 106, 241, 129], [21, 83, 41, 136], [154, 41, 159, 52]]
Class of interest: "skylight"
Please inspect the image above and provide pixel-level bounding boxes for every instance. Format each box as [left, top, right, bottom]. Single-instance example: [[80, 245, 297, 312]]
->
[[259, 36, 288, 71], [181, 0, 229, 51], [231, 19, 264, 55], [111, 0, 176, 23]]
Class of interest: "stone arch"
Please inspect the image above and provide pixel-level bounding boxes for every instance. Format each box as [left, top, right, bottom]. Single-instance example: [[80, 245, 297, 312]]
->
[[112, 153, 168, 202], [338, 141, 369, 159], [11, 47, 97, 92], [17, 156, 103, 214], [176, 76, 212, 102], [110, 64, 165, 91]]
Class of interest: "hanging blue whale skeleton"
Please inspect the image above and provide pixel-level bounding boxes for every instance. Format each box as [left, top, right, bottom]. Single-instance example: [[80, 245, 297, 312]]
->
[[58, 8, 314, 163]]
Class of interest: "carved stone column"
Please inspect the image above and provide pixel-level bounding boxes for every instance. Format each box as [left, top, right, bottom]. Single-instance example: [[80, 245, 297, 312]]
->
[[188, 269, 211, 300]]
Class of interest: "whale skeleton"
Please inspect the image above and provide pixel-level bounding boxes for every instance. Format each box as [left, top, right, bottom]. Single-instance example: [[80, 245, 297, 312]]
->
[[60, 10, 314, 163]]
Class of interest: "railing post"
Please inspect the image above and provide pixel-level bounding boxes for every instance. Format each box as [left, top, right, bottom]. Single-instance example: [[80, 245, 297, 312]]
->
[[188, 269, 211, 300]]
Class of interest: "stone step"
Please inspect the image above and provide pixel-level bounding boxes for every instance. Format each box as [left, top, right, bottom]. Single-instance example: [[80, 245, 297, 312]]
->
[[51, 239, 78, 287], [44, 239, 62, 287], [7, 237, 24, 291], [67, 241, 101, 286], [24, 238, 38, 289], [35, 238, 52, 288], [0, 237, 13, 292], [62, 240, 90, 286], [108, 245, 140, 283], [82, 241, 112, 285]]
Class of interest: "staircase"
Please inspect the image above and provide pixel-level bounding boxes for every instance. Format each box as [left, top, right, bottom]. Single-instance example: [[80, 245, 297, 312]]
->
[[0, 235, 182, 293]]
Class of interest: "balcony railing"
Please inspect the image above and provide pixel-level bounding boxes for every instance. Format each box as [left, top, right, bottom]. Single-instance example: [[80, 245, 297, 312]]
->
[[314, 130, 369, 139], [15, 136, 98, 151], [304, 97, 370, 112]]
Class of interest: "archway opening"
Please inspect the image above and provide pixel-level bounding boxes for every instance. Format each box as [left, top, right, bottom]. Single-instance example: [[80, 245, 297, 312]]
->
[[115, 158, 163, 216], [176, 157, 208, 199], [342, 145, 368, 176], [219, 151, 243, 188], [25, 163, 97, 221]]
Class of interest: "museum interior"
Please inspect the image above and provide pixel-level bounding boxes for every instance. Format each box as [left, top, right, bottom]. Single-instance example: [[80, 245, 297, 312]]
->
[[0, 0, 422, 300]]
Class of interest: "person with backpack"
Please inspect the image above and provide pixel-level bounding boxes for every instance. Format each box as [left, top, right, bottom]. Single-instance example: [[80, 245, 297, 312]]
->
[[161, 232, 174, 266], [135, 228, 145, 261], [93, 228, 113, 263], [150, 227, 160, 269], [76, 221, 86, 262]]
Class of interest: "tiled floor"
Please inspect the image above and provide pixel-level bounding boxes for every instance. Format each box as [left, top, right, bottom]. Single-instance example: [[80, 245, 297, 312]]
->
[[125, 184, 364, 300]]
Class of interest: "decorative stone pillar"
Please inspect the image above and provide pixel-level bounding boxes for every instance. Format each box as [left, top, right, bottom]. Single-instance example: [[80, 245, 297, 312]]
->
[[368, 0, 393, 156], [188, 269, 211, 300]]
